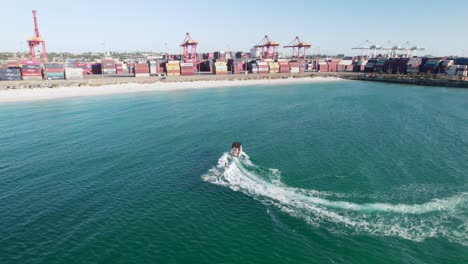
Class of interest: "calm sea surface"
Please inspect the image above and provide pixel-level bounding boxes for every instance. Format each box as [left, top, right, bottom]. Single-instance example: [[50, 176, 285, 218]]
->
[[0, 81, 467, 263]]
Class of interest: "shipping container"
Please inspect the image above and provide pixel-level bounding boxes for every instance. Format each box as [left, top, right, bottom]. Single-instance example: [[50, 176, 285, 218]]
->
[[454, 57, 468, 66], [364, 59, 378, 72], [65, 68, 84, 79], [44, 63, 65, 69], [0, 68, 22, 80], [445, 65, 458, 76]]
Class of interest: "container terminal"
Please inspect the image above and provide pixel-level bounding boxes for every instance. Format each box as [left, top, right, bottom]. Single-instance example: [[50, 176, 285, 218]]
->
[[1, 10, 467, 85]]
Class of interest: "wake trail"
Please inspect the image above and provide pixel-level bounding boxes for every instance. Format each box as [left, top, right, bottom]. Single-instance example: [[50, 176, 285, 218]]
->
[[202, 153, 468, 246]]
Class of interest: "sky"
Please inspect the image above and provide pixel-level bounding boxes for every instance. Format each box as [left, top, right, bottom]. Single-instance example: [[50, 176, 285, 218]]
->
[[2, 0, 467, 56]]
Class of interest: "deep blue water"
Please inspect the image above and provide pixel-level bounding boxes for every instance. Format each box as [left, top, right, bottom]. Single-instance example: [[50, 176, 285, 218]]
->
[[0, 81, 467, 263]]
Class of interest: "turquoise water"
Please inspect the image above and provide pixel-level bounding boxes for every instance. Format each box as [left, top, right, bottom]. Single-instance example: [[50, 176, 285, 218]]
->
[[0, 81, 467, 263]]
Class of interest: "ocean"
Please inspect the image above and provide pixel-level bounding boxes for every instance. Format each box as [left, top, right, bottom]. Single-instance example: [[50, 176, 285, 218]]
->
[[0, 80, 466, 263]]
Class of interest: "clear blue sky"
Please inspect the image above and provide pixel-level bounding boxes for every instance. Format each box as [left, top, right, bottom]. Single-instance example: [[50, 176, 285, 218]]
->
[[2, 0, 467, 56]]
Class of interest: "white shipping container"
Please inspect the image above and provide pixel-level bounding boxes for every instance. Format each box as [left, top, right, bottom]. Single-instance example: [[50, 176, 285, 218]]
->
[[446, 66, 458, 76], [442, 60, 454, 67], [22, 76, 43, 81], [180, 63, 194, 67], [65, 68, 84, 79], [456, 65, 467, 76], [339, 60, 353, 66], [135, 73, 150, 77]]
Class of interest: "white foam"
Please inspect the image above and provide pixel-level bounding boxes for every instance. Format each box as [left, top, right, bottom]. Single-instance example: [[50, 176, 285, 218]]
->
[[202, 153, 468, 246]]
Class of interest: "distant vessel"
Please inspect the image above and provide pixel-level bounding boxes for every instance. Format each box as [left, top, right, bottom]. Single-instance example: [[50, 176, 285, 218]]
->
[[230, 142, 242, 158]]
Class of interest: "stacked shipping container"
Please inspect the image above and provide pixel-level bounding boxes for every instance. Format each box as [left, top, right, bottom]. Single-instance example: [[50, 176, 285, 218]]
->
[[64, 67, 84, 79], [364, 59, 378, 72], [214, 61, 228, 75], [268, 62, 279, 73], [257, 62, 269, 74], [456, 65, 468, 77], [407, 58, 422, 74], [115, 63, 124, 74], [289, 62, 300, 74], [327, 61, 337, 72], [134, 63, 150, 77], [278, 61, 290, 73], [166, 61, 180, 76], [374, 59, 388, 73], [21, 60, 42, 80], [0, 67, 21, 81], [101, 59, 116, 75], [73, 62, 90, 75], [6, 58, 20, 68], [248, 62, 259, 74], [44, 64, 65, 80], [421, 60, 442, 74], [180, 63, 195, 75], [149, 61, 165, 75], [227, 59, 244, 74]]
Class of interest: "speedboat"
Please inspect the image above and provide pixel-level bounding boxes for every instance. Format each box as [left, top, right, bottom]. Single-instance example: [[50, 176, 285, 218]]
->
[[230, 142, 242, 158]]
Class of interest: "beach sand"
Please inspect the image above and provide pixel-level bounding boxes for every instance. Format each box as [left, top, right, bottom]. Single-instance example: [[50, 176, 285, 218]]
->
[[0, 77, 342, 103]]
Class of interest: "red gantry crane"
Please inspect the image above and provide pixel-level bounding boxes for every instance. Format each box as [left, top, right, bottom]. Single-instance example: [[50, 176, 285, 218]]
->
[[254, 35, 280, 60], [27, 10, 48, 62], [284, 36, 311, 60], [180, 32, 198, 64]]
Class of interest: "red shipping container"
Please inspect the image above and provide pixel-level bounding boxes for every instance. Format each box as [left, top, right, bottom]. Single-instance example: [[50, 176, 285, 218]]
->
[[318, 63, 329, 72], [327, 62, 337, 72], [21, 68, 42, 73], [22, 72, 42, 76], [21, 60, 40, 65], [44, 69, 64, 73]]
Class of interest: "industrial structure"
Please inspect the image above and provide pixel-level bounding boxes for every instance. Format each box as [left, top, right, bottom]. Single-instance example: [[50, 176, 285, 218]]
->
[[253, 35, 280, 60], [27, 10, 47, 62], [352, 40, 380, 57], [180, 33, 198, 65], [353, 40, 425, 58], [1, 10, 467, 82], [284, 36, 311, 60]]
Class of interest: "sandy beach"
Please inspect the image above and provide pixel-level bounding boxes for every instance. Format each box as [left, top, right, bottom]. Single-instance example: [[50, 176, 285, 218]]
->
[[0, 76, 342, 103]]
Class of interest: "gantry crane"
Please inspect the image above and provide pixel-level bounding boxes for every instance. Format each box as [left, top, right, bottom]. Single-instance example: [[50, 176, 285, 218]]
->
[[254, 35, 280, 60], [180, 32, 198, 64], [27, 10, 48, 62], [284, 36, 311, 60], [352, 40, 379, 58]]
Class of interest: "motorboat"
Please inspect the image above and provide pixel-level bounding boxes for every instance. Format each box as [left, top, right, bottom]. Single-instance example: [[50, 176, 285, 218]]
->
[[230, 142, 242, 158]]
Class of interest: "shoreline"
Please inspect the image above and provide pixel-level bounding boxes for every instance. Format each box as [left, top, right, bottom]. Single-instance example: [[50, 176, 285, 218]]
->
[[0, 76, 343, 103], [1, 72, 466, 103], [342, 74, 468, 88]]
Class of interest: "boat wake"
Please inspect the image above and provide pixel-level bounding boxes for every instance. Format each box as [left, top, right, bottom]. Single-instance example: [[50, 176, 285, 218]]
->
[[202, 153, 468, 246]]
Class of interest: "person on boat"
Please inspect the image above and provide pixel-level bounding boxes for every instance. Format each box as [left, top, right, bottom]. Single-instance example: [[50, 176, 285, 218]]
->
[[231, 142, 242, 158]]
